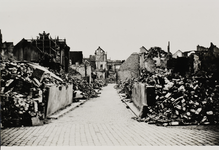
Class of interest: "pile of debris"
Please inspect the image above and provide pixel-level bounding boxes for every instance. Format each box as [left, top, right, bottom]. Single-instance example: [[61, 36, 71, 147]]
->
[[0, 61, 64, 127], [135, 69, 219, 126], [72, 78, 102, 100], [67, 66, 103, 100], [117, 78, 135, 99], [1, 61, 103, 127]]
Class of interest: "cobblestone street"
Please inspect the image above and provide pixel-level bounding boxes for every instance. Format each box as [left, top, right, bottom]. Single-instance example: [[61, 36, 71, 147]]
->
[[1, 84, 219, 146]]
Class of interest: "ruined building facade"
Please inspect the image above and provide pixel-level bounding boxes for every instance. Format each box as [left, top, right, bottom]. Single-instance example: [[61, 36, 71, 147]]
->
[[0, 30, 14, 61], [89, 46, 108, 80], [13, 31, 70, 72]]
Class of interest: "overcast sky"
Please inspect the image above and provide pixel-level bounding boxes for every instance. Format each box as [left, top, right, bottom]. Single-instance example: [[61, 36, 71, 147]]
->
[[1, 0, 219, 60]]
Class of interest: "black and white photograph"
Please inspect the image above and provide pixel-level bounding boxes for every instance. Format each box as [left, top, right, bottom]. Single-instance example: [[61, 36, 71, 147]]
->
[[1, 0, 219, 148]]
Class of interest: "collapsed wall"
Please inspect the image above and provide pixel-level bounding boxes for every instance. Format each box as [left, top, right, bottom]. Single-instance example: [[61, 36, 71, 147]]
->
[[118, 52, 139, 82]]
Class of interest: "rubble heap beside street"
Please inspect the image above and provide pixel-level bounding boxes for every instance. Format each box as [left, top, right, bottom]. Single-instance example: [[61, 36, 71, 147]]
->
[[0, 61, 60, 127], [118, 68, 219, 126], [0, 61, 102, 128], [144, 69, 219, 125], [117, 45, 219, 126]]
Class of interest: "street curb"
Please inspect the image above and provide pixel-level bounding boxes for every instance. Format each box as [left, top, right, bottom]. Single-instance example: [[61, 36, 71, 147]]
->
[[118, 93, 140, 117], [47, 99, 87, 119]]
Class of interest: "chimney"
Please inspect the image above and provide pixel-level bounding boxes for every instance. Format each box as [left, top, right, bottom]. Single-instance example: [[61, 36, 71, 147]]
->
[[167, 41, 170, 53], [0, 29, 2, 44]]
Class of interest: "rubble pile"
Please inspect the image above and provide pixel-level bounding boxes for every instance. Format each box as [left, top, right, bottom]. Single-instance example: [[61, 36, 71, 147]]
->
[[67, 66, 103, 100], [117, 78, 135, 99], [0, 61, 64, 127], [0, 61, 103, 127], [72, 78, 102, 100], [137, 69, 219, 126]]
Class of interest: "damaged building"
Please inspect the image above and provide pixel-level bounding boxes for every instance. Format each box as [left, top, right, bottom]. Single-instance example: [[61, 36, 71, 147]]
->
[[69, 51, 92, 83], [0, 29, 14, 61], [139, 46, 171, 73], [69, 51, 83, 65], [85, 46, 123, 84], [118, 42, 219, 126], [169, 42, 219, 77], [196, 43, 219, 76], [107, 59, 123, 83], [88, 46, 108, 83], [13, 31, 70, 73], [94, 46, 108, 80], [166, 42, 219, 77]]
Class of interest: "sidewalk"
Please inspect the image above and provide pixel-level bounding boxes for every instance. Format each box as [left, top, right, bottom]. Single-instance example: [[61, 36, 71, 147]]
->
[[47, 100, 87, 119], [118, 93, 140, 117]]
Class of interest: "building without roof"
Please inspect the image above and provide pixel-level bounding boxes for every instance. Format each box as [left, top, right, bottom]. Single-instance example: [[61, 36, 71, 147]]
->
[[88, 46, 108, 81], [195, 42, 219, 74], [107, 59, 123, 83], [13, 31, 70, 72]]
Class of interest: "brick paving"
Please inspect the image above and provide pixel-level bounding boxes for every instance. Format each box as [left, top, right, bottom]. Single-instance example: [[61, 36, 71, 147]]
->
[[1, 84, 219, 146]]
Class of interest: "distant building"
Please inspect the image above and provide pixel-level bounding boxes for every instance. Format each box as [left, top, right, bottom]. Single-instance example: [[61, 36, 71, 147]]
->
[[88, 46, 108, 81], [195, 42, 219, 73], [13, 31, 70, 72], [86, 46, 124, 83], [107, 59, 123, 83], [140, 46, 169, 72], [197, 45, 208, 52], [208, 42, 219, 57], [70, 61, 92, 83], [88, 55, 96, 71], [107, 59, 123, 72], [172, 50, 183, 58], [139, 46, 148, 69], [13, 38, 40, 62], [69, 51, 83, 65], [0, 30, 14, 61], [183, 50, 195, 57], [84, 55, 96, 82], [1, 42, 14, 61], [95, 46, 107, 71], [139, 46, 148, 54]]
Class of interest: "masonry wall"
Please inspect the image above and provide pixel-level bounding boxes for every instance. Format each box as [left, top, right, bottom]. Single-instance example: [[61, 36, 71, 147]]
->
[[131, 82, 155, 110], [46, 84, 73, 117], [70, 64, 91, 83], [118, 70, 138, 82], [118, 53, 139, 82]]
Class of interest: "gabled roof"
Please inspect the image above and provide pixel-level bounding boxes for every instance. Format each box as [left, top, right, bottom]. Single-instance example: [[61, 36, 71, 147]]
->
[[95, 46, 105, 55], [14, 38, 42, 53], [140, 46, 148, 53], [172, 50, 183, 58]]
